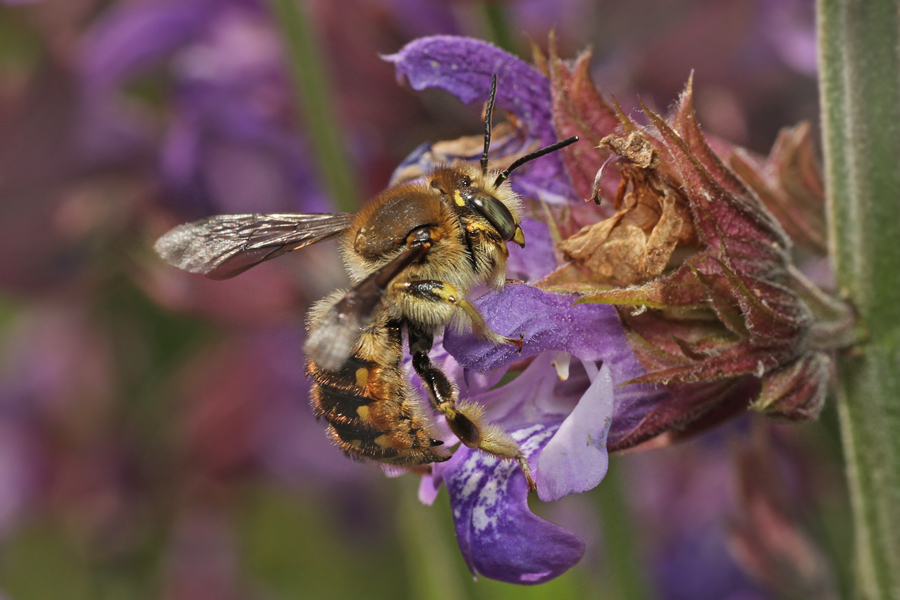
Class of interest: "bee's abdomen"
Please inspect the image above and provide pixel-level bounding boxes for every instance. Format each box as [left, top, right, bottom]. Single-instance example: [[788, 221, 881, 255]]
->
[[308, 356, 448, 466]]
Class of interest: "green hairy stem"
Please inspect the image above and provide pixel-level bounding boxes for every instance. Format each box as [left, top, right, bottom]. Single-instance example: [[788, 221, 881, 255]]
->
[[818, 1, 900, 598]]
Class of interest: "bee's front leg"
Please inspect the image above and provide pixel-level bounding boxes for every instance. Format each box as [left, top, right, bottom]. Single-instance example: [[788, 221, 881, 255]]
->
[[393, 279, 522, 350], [407, 325, 535, 490]]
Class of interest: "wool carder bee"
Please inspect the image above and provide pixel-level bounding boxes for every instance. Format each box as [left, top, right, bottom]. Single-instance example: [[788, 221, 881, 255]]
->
[[154, 77, 577, 489]]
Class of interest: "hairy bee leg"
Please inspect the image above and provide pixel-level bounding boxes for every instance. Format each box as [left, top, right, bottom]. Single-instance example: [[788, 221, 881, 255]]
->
[[408, 326, 536, 490], [394, 280, 522, 349]]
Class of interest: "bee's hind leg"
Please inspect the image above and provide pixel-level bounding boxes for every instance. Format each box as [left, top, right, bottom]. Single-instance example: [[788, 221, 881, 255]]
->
[[407, 325, 535, 490]]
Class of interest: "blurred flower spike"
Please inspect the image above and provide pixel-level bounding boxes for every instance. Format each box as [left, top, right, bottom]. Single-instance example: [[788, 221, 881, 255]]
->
[[388, 35, 859, 584]]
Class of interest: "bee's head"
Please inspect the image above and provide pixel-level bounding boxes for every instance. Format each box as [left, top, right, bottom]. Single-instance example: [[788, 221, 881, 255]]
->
[[429, 75, 578, 249], [428, 165, 524, 246]]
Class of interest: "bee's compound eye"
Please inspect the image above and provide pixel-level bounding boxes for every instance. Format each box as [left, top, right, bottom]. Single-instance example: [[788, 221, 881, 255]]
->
[[467, 193, 518, 242]]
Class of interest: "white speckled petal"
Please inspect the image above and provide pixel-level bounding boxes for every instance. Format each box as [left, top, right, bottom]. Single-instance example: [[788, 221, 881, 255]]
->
[[442, 426, 585, 584]]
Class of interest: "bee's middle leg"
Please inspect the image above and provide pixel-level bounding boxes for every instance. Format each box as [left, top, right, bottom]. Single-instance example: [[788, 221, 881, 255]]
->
[[407, 324, 535, 490]]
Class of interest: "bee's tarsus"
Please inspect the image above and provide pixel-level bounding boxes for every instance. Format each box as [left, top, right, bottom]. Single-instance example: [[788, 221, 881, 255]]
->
[[505, 334, 524, 352], [409, 327, 530, 474], [518, 456, 537, 491]]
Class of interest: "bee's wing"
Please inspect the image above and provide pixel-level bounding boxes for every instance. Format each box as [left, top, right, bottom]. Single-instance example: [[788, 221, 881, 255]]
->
[[305, 242, 429, 371], [154, 213, 356, 280]]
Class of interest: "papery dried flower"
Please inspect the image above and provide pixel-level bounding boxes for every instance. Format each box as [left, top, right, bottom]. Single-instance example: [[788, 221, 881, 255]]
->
[[558, 130, 697, 286]]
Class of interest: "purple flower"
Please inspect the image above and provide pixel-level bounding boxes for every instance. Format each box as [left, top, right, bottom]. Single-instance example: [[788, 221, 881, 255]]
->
[[409, 285, 666, 583]]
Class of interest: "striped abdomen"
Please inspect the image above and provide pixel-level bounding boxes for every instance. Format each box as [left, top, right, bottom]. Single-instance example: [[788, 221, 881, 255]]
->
[[307, 323, 448, 466]]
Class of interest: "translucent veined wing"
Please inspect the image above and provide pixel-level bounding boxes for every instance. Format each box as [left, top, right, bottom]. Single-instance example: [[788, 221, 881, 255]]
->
[[154, 213, 355, 280]]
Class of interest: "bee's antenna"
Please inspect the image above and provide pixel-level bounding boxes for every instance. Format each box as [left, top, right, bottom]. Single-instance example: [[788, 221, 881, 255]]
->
[[493, 135, 579, 188], [481, 74, 498, 176]]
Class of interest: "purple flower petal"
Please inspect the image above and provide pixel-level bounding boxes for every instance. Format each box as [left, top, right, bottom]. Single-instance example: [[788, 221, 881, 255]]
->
[[536, 362, 613, 501], [441, 425, 585, 584], [418, 471, 442, 506], [384, 36, 554, 143], [444, 284, 670, 443], [418, 356, 616, 579], [444, 284, 628, 369], [458, 353, 576, 428], [506, 217, 559, 282]]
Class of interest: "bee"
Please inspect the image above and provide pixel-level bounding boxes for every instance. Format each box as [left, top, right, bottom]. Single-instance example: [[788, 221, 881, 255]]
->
[[154, 76, 577, 489]]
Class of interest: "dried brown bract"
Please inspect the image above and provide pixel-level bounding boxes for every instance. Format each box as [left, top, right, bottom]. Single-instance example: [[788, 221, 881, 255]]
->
[[559, 130, 698, 286]]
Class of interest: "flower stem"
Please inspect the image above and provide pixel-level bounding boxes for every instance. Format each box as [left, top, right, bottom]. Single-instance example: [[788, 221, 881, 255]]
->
[[595, 458, 654, 600], [480, 2, 518, 55], [397, 480, 467, 600], [818, 1, 900, 598], [266, 0, 359, 213]]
